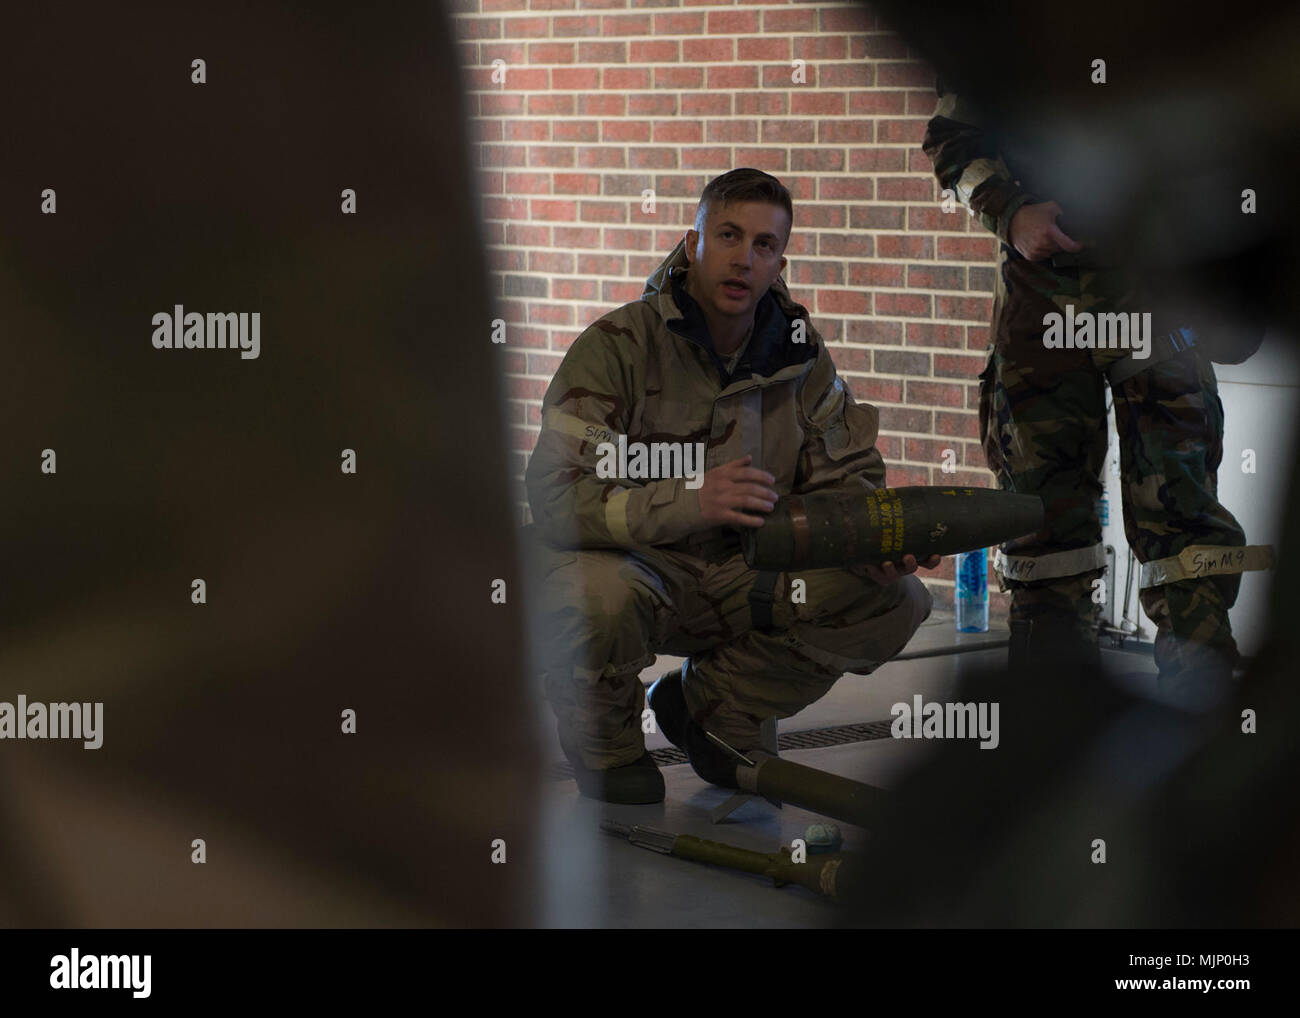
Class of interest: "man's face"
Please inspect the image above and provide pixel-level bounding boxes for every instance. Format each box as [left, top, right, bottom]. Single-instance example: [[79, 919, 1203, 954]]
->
[[683, 200, 790, 321]]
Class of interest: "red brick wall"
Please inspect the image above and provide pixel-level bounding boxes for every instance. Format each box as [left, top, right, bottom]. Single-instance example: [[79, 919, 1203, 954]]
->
[[450, 0, 1006, 613]]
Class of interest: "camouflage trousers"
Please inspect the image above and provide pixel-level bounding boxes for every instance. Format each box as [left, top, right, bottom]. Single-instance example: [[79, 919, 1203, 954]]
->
[[524, 530, 932, 769], [979, 336, 1246, 680]]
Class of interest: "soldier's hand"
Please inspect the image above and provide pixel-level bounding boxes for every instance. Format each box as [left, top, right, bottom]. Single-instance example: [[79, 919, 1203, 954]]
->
[[698, 455, 778, 529], [1008, 201, 1082, 262], [861, 553, 942, 586]]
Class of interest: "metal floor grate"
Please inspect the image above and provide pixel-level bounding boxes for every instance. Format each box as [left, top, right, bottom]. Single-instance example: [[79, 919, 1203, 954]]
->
[[548, 718, 896, 781]]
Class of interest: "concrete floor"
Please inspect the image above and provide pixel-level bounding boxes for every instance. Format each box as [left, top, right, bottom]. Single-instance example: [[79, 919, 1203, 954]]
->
[[535, 613, 1159, 927]]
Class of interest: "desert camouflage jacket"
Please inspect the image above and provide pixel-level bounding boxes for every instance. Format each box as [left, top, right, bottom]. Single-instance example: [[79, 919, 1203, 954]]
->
[[524, 237, 886, 551]]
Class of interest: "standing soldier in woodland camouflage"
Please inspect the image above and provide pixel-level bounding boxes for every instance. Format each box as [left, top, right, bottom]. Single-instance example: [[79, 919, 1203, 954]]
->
[[922, 86, 1269, 697], [523, 169, 937, 804]]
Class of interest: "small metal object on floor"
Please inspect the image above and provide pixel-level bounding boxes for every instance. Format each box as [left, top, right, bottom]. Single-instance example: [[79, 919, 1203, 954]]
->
[[710, 718, 780, 824]]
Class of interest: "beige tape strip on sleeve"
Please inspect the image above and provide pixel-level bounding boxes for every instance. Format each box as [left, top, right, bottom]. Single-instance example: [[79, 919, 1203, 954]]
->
[[542, 408, 621, 448], [956, 157, 1005, 207], [993, 543, 1108, 583], [1139, 544, 1276, 589], [604, 487, 633, 545]]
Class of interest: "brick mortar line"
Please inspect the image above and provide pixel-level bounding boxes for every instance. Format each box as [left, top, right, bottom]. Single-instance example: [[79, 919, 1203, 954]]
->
[[450, 9, 890, 16], [485, 187, 939, 192], [486, 255, 992, 261], [502, 398, 981, 413], [486, 236, 981, 243], [487, 285, 990, 293], [505, 396, 981, 415], [475, 133, 930, 139], [460, 39, 917, 45], [471, 84, 929, 88], [478, 160, 931, 165], [489, 185, 948, 188], [479, 129, 928, 133], [462, 62, 928, 67], [484, 244, 988, 250], [451, 3, 881, 11], [451, 16, 892, 25], [501, 363, 978, 373], [854, 372, 979, 381], [501, 363, 980, 372], [478, 142, 935, 146], [501, 403, 977, 410], [486, 262, 994, 270], [491, 311, 993, 326], [499, 289, 994, 300], [483, 214, 974, 219], [471, 90, 929, 96], [488, 212, 961, 216], [494, 277, 993, 295], [484, 229, 978, 235], [465, 48, 912, 55], [504, 346, 982, 355], [483, 204, 946, 210], [487, 269, 994, 276], [483, 187, 945, 191], [455, 32, 904, 43]]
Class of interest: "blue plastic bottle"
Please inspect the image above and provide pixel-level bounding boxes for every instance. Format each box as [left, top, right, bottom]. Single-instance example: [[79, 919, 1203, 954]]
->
[[955, 549, 989, 633]]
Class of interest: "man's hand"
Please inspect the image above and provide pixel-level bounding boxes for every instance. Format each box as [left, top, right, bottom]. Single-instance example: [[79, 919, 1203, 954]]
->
[[1008, 201, 1082, 262], [698, 454, 778, 529], [860, 553, 942, 586]]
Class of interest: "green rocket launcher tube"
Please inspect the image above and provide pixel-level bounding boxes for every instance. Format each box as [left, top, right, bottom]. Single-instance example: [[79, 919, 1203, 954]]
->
[[740, 485, 1044, 571], [734, 752, 887, 831], [600, 821, 864, 903]]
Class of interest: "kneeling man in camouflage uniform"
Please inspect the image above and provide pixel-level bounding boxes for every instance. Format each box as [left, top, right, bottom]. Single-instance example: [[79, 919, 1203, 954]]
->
[[524, 169, 937, 803]]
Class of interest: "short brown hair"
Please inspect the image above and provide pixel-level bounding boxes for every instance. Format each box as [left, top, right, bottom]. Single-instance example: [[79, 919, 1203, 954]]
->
[[694, 168, 793, 244]]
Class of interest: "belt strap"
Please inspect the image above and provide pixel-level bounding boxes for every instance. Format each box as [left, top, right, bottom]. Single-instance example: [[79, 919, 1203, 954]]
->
[[748, 570, 781, 630], [1139, 544, 1275, 588], [1106, 326, 1198, 386], [740, 387, 782, 631]]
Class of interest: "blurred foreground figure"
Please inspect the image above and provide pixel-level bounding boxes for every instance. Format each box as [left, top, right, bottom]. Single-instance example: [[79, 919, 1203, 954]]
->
[[0, 3, 537, 926], [847, 644, 1300, 927], [854, 0, 1300, 926]]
